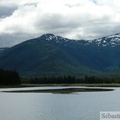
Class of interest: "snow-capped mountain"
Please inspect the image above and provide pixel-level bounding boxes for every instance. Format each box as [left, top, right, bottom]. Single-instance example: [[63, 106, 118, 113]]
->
[[40, 33, 71, 46], [40, 33, 91, 46], [1, 33, 120, 77], [93, 33, 120, 47], [41, 33, 69, 41], [40, 33, 120, 47]]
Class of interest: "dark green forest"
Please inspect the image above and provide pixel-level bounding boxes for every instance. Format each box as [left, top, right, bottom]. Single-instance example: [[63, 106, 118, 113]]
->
[[0, 69, 21, 85], [1, 68, 120, 85], [24, 75, 120, 84]]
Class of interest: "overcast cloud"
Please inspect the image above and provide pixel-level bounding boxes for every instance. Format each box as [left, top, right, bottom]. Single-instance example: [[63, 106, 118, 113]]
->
[[0, 0, 120, 47]]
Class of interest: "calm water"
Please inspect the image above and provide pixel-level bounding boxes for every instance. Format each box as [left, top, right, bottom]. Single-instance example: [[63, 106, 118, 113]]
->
[[0, 86, 120, 120]]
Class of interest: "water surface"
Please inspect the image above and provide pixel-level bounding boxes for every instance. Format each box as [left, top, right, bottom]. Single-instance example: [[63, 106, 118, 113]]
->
[[0, 86, 119, 120]]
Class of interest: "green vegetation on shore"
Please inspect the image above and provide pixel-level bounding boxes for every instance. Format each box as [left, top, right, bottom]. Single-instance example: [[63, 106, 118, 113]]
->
[[1, 68, 120, 88], [1, 83, 120, 89], [23, 75, 120, 84], [0, 69, 21, 85]]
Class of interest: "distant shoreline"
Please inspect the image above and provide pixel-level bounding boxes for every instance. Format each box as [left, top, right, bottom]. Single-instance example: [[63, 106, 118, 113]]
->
[[0, 83, 120, 88]]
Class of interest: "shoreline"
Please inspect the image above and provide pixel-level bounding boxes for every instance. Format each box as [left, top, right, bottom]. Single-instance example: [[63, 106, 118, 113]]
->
[[1, 83, 120, 88]]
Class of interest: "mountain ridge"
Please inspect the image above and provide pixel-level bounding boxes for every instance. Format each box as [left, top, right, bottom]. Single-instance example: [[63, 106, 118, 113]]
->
[[0, 33, 120, 77]]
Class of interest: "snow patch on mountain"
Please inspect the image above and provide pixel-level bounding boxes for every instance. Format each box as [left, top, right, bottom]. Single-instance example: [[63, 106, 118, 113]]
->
[[93, 33, 120, 47], [40, 33, 120, 47]]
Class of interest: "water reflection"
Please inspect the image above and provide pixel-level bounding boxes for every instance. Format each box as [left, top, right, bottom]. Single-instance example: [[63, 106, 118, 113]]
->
[[2, 87, 114, 94]]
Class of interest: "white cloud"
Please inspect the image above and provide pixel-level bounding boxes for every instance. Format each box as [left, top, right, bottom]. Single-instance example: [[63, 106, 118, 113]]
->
[[0, 0, 120, 46]]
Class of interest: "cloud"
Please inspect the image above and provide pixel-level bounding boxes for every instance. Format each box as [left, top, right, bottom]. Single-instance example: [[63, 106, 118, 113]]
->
[[0, 6, 17, 18], [0, 33, 34, 47], [0, 0, 120, 47]]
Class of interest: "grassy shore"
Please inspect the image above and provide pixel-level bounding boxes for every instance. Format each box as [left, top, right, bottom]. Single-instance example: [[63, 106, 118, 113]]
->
[[20, 83, 120, 87], [1, 83, 120, 88]]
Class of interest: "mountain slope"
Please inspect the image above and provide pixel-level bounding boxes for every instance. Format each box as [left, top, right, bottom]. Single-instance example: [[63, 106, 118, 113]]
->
[[1, 33, 120, 77], [0, 35, 96, 77]]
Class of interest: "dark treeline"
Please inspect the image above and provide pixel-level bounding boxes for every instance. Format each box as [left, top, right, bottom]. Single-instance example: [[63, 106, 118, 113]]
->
[[25, 75, 120, 84], [0, 69, 21, 85]]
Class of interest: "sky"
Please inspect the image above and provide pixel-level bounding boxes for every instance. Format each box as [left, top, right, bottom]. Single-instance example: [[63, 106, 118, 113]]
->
[[0, 0, 120, 47]]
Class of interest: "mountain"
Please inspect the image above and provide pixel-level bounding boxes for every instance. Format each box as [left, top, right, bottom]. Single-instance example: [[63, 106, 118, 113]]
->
[[0, 47, 9, 53], [0, 34, 96, 77], [93, 33, 120, 47], [0, 33, 120, 77]]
